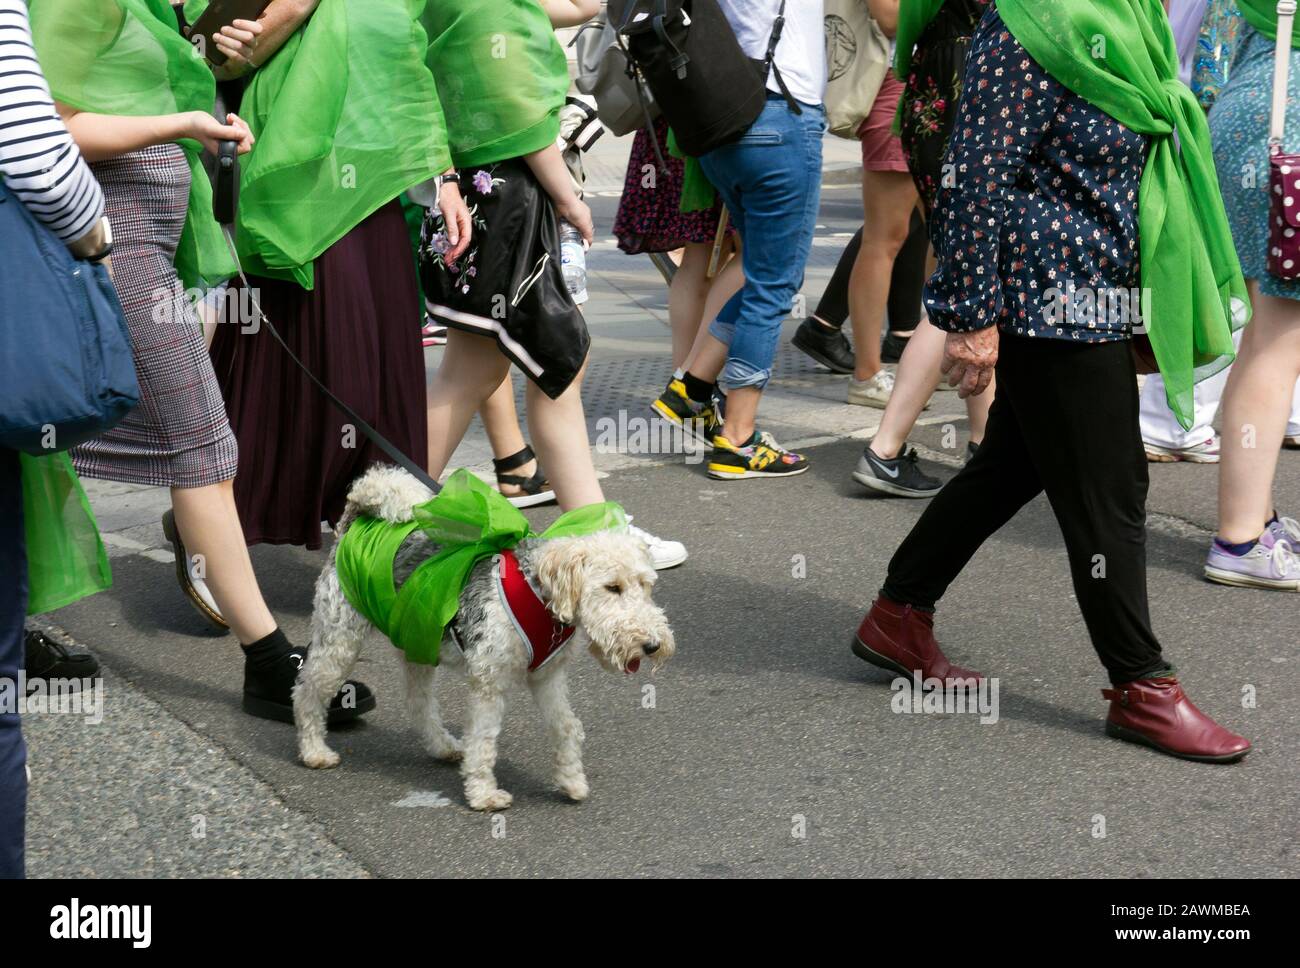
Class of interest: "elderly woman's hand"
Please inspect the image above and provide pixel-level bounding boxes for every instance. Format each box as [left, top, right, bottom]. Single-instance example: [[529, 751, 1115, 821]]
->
[[941, 326, 999, 399]]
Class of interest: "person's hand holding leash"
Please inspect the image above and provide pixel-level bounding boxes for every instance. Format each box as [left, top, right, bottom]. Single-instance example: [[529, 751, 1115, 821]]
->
[[941, 325, 999, 398], [189, 112, 254, 155]]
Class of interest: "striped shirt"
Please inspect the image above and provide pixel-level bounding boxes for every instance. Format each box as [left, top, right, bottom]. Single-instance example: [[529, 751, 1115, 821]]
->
[[0, 0, 103, 244]]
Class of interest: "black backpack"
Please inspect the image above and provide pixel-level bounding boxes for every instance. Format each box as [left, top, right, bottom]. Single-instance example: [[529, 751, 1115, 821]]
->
[[610, 0, 799, 159]]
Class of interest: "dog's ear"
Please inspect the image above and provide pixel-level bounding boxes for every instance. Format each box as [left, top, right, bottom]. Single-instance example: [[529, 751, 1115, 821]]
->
[[534, 538, 587, 624]]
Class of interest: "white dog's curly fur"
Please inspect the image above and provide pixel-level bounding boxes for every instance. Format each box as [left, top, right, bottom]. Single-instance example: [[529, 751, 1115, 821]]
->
[[294, 465, 675, 811]]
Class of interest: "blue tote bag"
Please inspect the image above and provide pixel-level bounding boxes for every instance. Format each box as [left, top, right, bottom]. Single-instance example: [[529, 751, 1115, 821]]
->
[[0, 180, 138, 454]]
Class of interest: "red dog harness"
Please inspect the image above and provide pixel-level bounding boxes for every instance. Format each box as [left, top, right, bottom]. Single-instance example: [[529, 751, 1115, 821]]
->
[[450, 549, 575, 672]]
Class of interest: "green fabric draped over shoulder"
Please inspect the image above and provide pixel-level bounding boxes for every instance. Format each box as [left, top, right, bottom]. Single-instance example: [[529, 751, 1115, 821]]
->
[[22, 454, 112, 616], [421, 0, 570, 168], [1239, 0, 1300, 46], [335, 469, 628, 666], [29, 0, 234, 291], [996, 0, 1249, 430], [894, 0, 946, 77], [184, 0, 451, 289]]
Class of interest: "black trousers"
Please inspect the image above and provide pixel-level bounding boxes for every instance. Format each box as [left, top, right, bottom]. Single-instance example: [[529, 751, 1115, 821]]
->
[[814, 211, 928, 332], [881, 334, 1167, 685]]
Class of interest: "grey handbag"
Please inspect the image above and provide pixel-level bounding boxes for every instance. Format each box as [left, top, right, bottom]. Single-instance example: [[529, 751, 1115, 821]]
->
[[572, 2, 659, 136]]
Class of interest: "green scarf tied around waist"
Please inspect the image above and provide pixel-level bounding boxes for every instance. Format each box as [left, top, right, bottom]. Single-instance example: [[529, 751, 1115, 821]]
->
[[997, 0, 1249, 429], [185, 0, 452, 289], [421, 0, 569, 168], [1239, 0, 1300, 46], [29, 0, 235, 291], [335, 469, 628, 666]]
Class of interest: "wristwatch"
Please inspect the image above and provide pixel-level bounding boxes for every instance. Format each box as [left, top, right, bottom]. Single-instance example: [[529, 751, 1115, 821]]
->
[[435, 169, 461, 193], [86, 216, 114, 263]]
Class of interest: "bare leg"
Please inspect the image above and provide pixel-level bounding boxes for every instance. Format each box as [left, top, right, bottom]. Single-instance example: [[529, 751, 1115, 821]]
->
[[721, 386, 761, 445], [668, 244, 714, 369], [426, 329, 513, 479], [849, 171, 919, 381], [869, 318, 946, 458], [479, 373, 544, 498], [523, 360, 605, 509], [965, 373, 994, 446], [169, 480, 276, 645], [1218, 281, 1300, 542], [678, 254, 744, 376]]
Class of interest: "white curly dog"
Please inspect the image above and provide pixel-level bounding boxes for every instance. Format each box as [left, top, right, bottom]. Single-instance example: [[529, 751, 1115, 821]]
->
[[294, 465, 675, 811]]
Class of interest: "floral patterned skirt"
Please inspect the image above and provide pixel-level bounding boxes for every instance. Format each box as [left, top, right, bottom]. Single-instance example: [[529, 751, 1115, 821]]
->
[[419, 158, 589, 399], [900, 0, 989, 215]]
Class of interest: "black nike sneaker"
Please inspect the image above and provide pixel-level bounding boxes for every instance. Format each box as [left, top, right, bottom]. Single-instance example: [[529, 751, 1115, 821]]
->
[[853, 443, 942, 497]]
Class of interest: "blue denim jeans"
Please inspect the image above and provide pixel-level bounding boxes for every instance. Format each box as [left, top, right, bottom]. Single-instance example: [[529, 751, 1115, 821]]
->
[[699, 95, 825, 391], [0, 449, 26, 878]]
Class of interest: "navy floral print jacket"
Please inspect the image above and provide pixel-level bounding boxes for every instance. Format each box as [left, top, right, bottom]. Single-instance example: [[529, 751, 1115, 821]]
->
[[924, 6, 1151, 341]]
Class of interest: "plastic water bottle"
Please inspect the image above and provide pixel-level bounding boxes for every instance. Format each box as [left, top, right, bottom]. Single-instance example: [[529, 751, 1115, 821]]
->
[[559, 220, 588, 306]]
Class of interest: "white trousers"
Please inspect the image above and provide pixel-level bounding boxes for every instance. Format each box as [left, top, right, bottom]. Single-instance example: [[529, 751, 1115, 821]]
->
[[1140, 334, 1300, 448]]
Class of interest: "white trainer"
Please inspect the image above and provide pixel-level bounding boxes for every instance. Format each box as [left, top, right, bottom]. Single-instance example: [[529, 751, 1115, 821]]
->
[[846, 369, 896, 409], [627, 518, 687, 570]]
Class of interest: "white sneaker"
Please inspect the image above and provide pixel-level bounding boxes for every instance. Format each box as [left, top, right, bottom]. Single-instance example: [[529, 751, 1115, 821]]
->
[[627, 518, 687, 570], [846, 369, 896, 409], [1145, 435, 1220, 463]]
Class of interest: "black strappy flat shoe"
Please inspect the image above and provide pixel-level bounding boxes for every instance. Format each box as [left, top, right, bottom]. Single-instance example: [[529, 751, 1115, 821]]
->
[[493, 444, 557, 509]]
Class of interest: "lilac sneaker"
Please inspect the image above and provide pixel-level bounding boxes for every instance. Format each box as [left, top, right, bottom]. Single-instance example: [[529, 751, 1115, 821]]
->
[[1205, 529, 1300, 591], [1267, 514, 1300, 552]]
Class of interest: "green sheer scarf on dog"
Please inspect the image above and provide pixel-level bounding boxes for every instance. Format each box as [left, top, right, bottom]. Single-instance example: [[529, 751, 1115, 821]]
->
[[335, 470, 627, 666]]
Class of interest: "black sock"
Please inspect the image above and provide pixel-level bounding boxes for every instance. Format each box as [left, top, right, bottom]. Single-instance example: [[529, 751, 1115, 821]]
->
[[682, 372, 715, 404], [241, 627, 297, 669]]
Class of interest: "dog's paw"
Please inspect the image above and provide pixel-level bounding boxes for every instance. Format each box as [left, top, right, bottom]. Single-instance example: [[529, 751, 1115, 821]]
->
[[301, 749, 341, 770], [429, 737, 463, 763], [560, 776, 589, 802], [468, 788, 513, 811]]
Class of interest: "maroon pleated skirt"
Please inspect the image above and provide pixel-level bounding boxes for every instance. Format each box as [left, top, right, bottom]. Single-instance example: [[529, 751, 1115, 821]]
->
[[209, 200, 427, 549]]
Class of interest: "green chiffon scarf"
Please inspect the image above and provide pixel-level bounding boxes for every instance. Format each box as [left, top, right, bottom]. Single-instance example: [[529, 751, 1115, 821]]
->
[[29, 0, 234, 291], [335, 469, 627, 666], [997, 0, 1249, 429], [22, 455, 112, 617], [421, 0, 569, 168], [1239, 0, 1300, 45], [895, 0, 946, 77], [186, 0, 452, 289]]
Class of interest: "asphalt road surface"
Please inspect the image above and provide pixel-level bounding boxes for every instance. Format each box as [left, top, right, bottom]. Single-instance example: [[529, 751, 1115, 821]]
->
[[22, 173, 1299, 880]]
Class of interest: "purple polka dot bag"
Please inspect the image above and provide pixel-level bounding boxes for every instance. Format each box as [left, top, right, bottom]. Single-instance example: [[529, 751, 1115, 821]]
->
[[1269, 2, 1300, 280]]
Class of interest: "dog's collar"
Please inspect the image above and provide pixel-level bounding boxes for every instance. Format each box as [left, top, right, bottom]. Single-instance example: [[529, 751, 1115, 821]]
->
[[494, 549, 576, 672]]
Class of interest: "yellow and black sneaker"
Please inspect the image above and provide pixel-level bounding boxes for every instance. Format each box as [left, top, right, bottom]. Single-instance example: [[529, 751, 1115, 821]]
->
[[651, 378, 716, 444], [708, 430, 810, 480]]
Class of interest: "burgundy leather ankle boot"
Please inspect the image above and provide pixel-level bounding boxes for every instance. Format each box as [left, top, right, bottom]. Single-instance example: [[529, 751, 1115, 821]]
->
[[852, 596, 982, 685], [1103, 677, 1251, 763]]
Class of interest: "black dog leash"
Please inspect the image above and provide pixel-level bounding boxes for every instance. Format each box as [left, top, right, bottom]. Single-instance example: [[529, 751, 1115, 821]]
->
[[213, 140, 442, 496]]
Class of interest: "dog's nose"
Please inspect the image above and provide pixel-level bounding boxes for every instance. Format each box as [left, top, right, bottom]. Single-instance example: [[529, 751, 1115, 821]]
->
[[642, 641, 660, 655]]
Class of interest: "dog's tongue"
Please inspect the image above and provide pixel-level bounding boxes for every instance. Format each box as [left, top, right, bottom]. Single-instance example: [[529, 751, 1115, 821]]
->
[[625, 657, 641, 674]]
